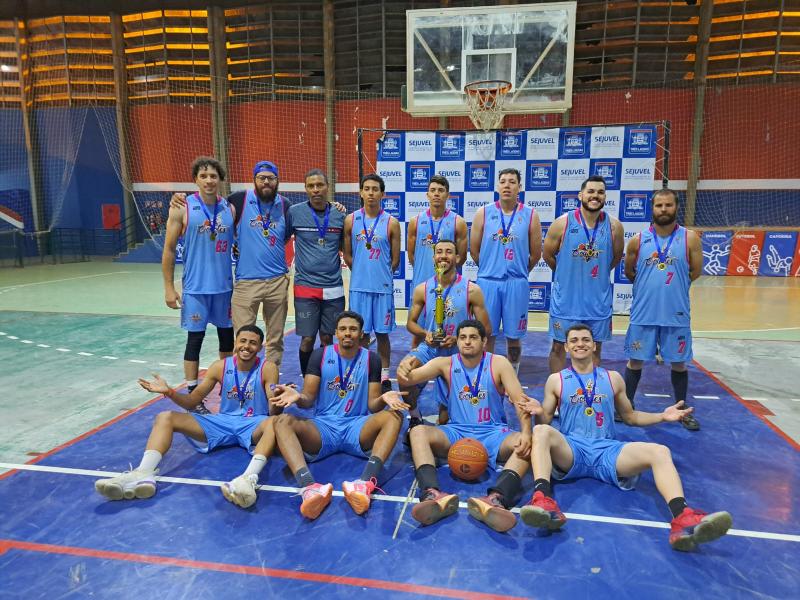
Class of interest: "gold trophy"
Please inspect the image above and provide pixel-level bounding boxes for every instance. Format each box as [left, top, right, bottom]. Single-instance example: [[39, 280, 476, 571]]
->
[[431, 263, 447, 345]]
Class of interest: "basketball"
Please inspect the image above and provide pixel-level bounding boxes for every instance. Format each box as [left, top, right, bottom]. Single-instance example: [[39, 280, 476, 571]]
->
[[447, 438, 489, 481]]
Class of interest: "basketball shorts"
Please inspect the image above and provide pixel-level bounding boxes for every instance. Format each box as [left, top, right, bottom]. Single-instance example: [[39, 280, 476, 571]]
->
[[552, 434, 639, 491], [439, 423, 514, 470], [624, 324, 693, 363], [349, 290, 395, 334], [476, 277, 530, 339], [305, 414, 372, 462], [549, 316, 612, 343], [181, 291, 233, 332], [186, 413, 268, 454], [294, 295, 345, 338]]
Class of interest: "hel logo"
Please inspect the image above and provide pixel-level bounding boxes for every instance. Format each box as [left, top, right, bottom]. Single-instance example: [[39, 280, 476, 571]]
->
[[562, 197, 580, 210], [529, 163, 552, 186], [627, 197, 644, 210], [383, 136, 399, 149], [409, 140, 432, 147], [565, 134, 584, 148], [380, 170, 402, 177], [628, 129, 653, 154], [446, 197, 458, 211], [595, 164, 616, 179], [529, 288, 544, 301], [502, 135, 520, 148], [410, 166, 430, 181], [382, 197, 399, 211], [440, 136, 460, 149], [471, 166, 489, 180]]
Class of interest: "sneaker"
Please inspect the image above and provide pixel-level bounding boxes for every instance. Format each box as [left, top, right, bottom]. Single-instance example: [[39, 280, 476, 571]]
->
[[467, 493, 517, 532], [669, 508, 732, 551], [189, 401, 212, 415], [411, 488, 459, 526], [221, 474, 258, 508], [342, 478, 382, 515], [300, 482, 333, 520], [520, 491, 567, 530], [681, 412, 700, 431], [403, 416, 424, 447], [381, 379, 393, 395], [95, 468, 157, 501]]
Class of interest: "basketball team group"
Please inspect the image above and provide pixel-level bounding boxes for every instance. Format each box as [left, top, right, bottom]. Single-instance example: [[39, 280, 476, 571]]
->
[[93, 156, 732, 552]]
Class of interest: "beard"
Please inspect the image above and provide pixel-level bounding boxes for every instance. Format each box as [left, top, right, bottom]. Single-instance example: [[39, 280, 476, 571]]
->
[[653, 212, 677, 226], [257, 186, 278, 202], [581, 199, 604, 213]]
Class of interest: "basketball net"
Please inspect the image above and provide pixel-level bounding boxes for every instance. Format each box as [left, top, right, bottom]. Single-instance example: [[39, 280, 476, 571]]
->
[[464, 79, 512, 131]]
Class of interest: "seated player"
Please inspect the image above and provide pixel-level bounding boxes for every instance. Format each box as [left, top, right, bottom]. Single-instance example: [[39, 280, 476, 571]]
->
[[270, 310, 408, 519], [517, 323, 732, 551], [396, 319, 540, 532], [94, 325, 280, 509]]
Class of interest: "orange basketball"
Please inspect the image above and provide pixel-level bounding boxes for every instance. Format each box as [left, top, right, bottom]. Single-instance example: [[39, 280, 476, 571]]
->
[[447, 438, 489, 481]]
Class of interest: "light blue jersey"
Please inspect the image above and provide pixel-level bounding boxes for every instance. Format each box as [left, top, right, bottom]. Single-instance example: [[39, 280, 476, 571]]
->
[[630, 226, 691, 327], [316, 345, 371, 417], [350, 209, 393, 294], [558, 367, 616, 439], [218, 356, 270, 417], [477, 201, 533, 280], [421, 274, 471, 339], [442, 352, 507, 426], [411, 210, 457, 290], [235, 190, 288, 280], [182, 193, 234, 294], [550, 209, 614, 320]]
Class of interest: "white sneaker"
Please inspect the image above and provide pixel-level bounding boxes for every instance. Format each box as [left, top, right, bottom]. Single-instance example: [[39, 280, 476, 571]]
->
[[221, 474, 259, 508], [95, 468, 157, 501]]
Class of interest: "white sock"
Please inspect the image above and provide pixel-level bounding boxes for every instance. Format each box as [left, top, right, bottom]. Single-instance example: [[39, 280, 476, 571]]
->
[[244, 454, 267, 478], [137, 449, 162, 473], [381, 368, 390, 381]]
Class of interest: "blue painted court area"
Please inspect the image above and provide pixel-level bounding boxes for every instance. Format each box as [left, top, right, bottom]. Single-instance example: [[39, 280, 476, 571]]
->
[[1, 331, 798, 599]]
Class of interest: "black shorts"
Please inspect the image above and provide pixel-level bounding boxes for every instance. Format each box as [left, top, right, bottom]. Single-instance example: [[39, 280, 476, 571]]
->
[[294, 295, 345, 337]]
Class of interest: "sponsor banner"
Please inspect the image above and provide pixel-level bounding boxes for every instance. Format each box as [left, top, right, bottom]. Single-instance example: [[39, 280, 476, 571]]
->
[[556, 159, 590, 191], [464, 132, 497, 161], [620, 191, 651, 222], [435, 132, 465, 161], [589, 158, 622, 190], [613, 284, 634, 314], [496, 130, 525, 159], [624, 124, 657, 158], [526, 160, 558, 192], [528, 282, 551, 311], [378, 131, 404, 161], [758, 231, 797, 276], [590, 126, 625, 158], [377, 164, 405, 191], [462, 256, 479, 281], [434, 163, 465, 192], [620, 160, 656, 190], [726, 231, 765, 276], [494, 160, 526, 186], [525, 128, 559, 159], [404, 192, 432, 222], [700, 230, 732, 275], [406, 162, 435, 191], [465, 161, 495, 192], [556, 191, 581, 217], [523, 191, 556, 224], [393, 251, 405, 279], [445, 192, 464, 217], [405, 131, 436, 160], [559, 127, 591, 159], [463, 193, 489, 224], [381, 192, 405, 222], [602, 190, 620, 220], [393, 279, 407, 308]]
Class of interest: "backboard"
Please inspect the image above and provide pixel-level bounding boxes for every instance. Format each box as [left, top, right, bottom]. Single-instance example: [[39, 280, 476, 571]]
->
[[405, 2, 576, 118]]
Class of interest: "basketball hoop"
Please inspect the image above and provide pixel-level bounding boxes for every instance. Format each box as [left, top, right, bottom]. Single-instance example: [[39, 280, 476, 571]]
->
[[464, 79, 512, 131]]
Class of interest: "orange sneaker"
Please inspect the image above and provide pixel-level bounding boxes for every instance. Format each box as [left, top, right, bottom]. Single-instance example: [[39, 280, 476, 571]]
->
[[342, 478, 381, 515], [411, 488, 459, 526], [300, 482, 333, 520], [467, 493, 517, 532]]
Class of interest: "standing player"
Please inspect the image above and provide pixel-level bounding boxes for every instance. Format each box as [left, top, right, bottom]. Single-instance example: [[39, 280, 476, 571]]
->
[[623, 188, 703, 431], [544, 175, 624, 373], [162, 156, 235, 412], [270, 311, 408, 519], [343, 174, 401, 394], [517, 324, 731, 551], [287, 169, 346, 376], [397, 239, 491, 430], [397, 319, 539, 532], [95, 325, 280, 509], [470, 168, 542, 372]]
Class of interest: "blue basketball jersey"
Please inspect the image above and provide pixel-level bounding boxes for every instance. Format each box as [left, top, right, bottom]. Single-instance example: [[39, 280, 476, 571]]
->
[[219, 356, 269, 417], [411, 210, 457, 290], [630, 226, 691, 327], [443, 352, 507, 426], [558, 367, 616, 439], [550, 209, 614, 320], [421, 274, 471, 339], [315, 345, 371, 417], [477, 201, 533, 280], [235, 190, 288, 280], [182, 193, 234, 294], [350, 209, 393, 294]]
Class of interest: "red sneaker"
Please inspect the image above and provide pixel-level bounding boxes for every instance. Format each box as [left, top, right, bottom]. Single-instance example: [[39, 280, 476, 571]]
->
[[342, 478, 381, 515], [519, 491, 567, 530], [669, 507, 732, 551], [467, 493, 517, 532], [300, 482, 333, 520], [411, 488, 459, 526]]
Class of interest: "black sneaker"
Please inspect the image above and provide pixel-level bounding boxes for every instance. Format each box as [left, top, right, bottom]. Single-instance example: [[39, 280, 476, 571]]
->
[[381, 379, 393, 395], [403, 416, 424, 447], [681, 412, 700, 431]]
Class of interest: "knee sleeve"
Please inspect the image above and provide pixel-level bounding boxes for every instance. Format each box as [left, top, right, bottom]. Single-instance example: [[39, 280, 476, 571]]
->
[[217, 327, 234, 353], [184, 330, 205, 362]]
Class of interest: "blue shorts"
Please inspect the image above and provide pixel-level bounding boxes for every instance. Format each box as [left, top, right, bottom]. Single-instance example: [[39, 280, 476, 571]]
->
[[349, 290, 395, 334], [186, 413, 268, 454], [549, 316, 612, 343], [476, 277, 529, 339], [408, 341, 457, 365], [624, 324, 693, 363], [306, 414, 372, 462], [439, 423, 514, 470], [181, 292, 233, 332], [552, 434, 639, 491]]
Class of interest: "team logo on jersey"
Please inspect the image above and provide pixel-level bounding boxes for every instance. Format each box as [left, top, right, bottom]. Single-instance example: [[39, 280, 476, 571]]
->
[[627, 340, 642, 351], [572, 242, 601, 262], [197, 215, 230, 235], [327, 376, 356, 396], [355, 230, 382, 244], [227, 384, 254, 403], [458, 384, 487, 406], [644, 251, 676, 269], [568, 381, 607, 407], [249, 215, 278, 230], [491, 228, 517, 245]]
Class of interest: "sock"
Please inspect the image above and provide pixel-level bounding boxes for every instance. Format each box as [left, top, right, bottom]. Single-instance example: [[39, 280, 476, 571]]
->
[[488, 469, 522, 509], [624, 367, 642, 405], [294, 466, 314, 488], [360, 455, 384, 481], [244, 454, 267, 478], [409, 407, 421, 420], [511, 361, 520, 375], [137, 449, 162, 473], [534, 478, 552, 498], [187, 379, 198, 393], [671, 370, 689, 404], [415, 463, 439, 492], [299, 349, 313, 376], [381, 368, 390, 381], [668, 496, 688, 518]]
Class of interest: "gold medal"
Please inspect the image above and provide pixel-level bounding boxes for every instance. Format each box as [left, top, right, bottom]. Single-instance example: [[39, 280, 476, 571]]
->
[[657, 262, 667, 271], [501, 236, 509, 244], [469, 394, 480, 406], [210, 232, 217, 241], [365, 242, 372, 250], [338, 388, 347, 398], [318, 238, 326, 246], [585, 407, 594, 416], [262, 228, 270, 237]]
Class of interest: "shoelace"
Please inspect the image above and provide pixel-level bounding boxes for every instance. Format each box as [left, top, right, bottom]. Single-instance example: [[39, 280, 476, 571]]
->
[[365, 477, 385, 496]]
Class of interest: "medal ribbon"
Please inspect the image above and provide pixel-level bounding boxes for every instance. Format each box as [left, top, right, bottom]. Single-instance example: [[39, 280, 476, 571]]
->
[[457, 352, 486, 400], [259, 195, 276, 235], [309, 202, 330, 241], [576, 209, 601, 249], [569, 366, 598, 413], [198, 195, 220, 238], [427, 209, 450, 244], [497, 201, 520, 241], [233, 356, 261, 409], [438, 274, 459, 310], [337, 347, 362, 398], [650, 224, 679, 266], [361, 208, 383, 247]]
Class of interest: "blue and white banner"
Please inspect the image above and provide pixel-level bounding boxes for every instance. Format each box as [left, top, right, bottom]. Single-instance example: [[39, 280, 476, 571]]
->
[[758, 231, 797, 277], [701, 231, 733, 276], [377, 125, 659, 310]]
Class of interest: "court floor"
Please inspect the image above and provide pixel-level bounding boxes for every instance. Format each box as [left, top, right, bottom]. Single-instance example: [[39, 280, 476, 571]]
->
[[0, 262, 798, 599]]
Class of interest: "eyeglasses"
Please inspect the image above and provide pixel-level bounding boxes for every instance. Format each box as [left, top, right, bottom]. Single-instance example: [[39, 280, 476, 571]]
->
[[256, 175, 278, 183]]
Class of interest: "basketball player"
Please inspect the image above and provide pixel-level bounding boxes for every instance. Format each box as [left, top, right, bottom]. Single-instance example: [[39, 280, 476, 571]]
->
[[623, 188, 703, 431], [343, 173, 401, 394], [162, 156, 235, 412], [94, 325, 280, 509], [397, 239, 491, 432], [270, 311, 408, 519], [396, 319, 541, 532], [544, 175, 624, 373], [517, 323, 731, 551], [470, 168, 542, 372]]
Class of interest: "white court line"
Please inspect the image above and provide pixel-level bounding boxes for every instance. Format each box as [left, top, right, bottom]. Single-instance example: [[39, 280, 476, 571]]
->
[[644, 393, 671, 398], [693, 395, 720, 400], [36, 344, 50, 348], [129, 359, 147, 364], [56, 348, 70, 352], [101, 356, 118, 360], [7, 336, 18, 340], [1, 462, 797, 544], [159, 363, 177, 367], [21, 340, 33, 344], [0, 272, 132, 292], [792, 399, 800, 403], [78, 352, 94, 356]]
